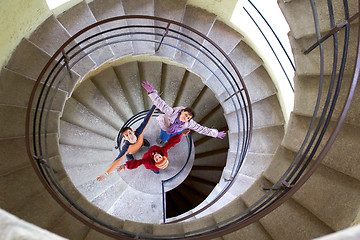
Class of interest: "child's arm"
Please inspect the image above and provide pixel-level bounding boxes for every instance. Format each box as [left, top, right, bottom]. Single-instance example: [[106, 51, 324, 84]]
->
[[161, 130, 189, 152], [142, 81, 174, 116], [187, 120, 223, 138], [124, 158, 146, 170], [135, 105, 157, 136], [96, 144, 129, 181]]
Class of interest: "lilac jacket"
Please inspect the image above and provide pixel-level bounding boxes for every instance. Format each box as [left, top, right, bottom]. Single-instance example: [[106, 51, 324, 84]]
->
[[148, 91, 218, 138]]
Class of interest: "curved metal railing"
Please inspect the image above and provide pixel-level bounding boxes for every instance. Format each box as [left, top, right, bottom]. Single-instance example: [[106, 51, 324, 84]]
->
[[244, 0, 295, 92], [24, 0, 359, 237], [25, 15, 252, 239]]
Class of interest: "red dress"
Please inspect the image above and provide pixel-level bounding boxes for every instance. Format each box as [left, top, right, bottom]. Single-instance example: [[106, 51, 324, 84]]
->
[[125, 134, 183, 171]]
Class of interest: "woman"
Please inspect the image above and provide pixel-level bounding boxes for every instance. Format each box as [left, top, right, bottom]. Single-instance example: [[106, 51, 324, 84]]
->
[[141, 80, 226, 143]]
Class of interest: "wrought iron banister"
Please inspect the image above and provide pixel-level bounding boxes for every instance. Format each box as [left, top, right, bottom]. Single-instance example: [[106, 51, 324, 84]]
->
[[24, 0, 359, 237], [26, 15, 251, 239]]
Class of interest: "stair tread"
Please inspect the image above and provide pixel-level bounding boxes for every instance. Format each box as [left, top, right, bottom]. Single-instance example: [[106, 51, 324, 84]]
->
[[57, 1, 114, 65], [109, 186, 162, 224], [72, 78, 124, 130], [0, 68, 67, 112], [282, 113, 360, 182], [59, 120, 114, 150], [242, 177, 334, 240], [191, 19, 243, 80], [279, 0, 358, 39], [0, 104, 59, 139], [88, 0, 134, 58], [174, 5, 216, 68], [5, 38, 79, 94], [294, 74, 360, 127], [28, 15, 96, 77], [154, 0, 187, 58], [62, 97, 118, 140], [113, 62, 145, 113], [121, 0, 155, 55], [225, 94, 284, 131]]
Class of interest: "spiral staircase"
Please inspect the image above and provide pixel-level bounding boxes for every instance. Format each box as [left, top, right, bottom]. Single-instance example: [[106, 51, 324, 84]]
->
[[1, 0, 360, 239]]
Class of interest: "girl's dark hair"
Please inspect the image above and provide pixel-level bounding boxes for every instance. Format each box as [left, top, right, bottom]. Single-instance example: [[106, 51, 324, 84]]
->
[[120, 127, 133, 137], [183, 107, 195, 119]]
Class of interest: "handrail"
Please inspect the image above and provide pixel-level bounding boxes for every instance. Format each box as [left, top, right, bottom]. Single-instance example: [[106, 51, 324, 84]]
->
[[26, 15, 251, 239], [24, 1, 359, 237], [244, 0, 295, 92]]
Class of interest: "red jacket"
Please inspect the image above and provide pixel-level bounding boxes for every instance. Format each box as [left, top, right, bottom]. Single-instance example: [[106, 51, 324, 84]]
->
[[125, 134, 183, 171]]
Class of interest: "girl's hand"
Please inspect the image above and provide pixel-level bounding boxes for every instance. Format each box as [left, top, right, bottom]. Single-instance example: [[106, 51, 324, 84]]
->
[[117, 164, 126, 172]]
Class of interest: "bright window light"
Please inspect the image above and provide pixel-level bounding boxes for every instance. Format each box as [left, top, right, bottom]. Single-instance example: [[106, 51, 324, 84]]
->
[[46, 0, 71, 10]]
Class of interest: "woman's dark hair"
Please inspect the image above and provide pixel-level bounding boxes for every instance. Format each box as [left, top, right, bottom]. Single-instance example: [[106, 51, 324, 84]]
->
[[183, 107, 195, 119], [120, 127, 133, 137]]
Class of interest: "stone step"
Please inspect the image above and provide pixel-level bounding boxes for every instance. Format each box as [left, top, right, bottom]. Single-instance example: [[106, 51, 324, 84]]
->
[[0, 68, 67, 112], [108, 186, 163, 223], [229, 125, 284, 155], [88, 0, 134, 58], [153, 221, 185, 235], [289, 22, 358, 76], [189, 168, 223, 185], [200, 183, 236, 213], [294, 73, 360, 127], [84, 228, 116, 240], [182, 215, 220, 239], [278, 0, 358, 39], [0, 104, 59, 139], [59, 120, 114, 150], [194, 136, 229, 154], [242, 177, 334, 240], [264, 145, 360, 231], [28, 15, 96, 77], [49, 211, 90, 240], [121, 0, 155, 55], [197, 106, 227, 132], [47, 155, 68, 182], [64, 161, 112, 187], [282, 113, 360, 182], [59, 144, 114, 167], [138, 61, 163, 110], [0, 166, 46, 212], [153, 0, 187, 59], [225, 94, 284, 131], [90, 179, 129, 211], [71, 78, 124, 130], [205, 40, 264, 97], [184, 176, 216, 198], [174, 6, 216, 68], [11, 190, 65, 231], [160, 63, 186, 107], [113, 61, 145, 113], [191, 87, 220, 121], [122, 220, 153, 235], [56, 1, 114, 65], [191, 19, 243, 80], [61, 97, 118, 140], [0, 137, 33, 176], [173, 71, 205, 109], [217, 65, 277, 108], [224, 151, 274, 182], [91, 66, 134, 120], [5, 38, 79, 94], [213, 195, 273, 239]]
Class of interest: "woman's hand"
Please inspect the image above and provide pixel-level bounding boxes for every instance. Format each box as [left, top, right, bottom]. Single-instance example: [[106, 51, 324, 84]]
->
[[217, 131, 227, 139], [141, 80, 154, 93]]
